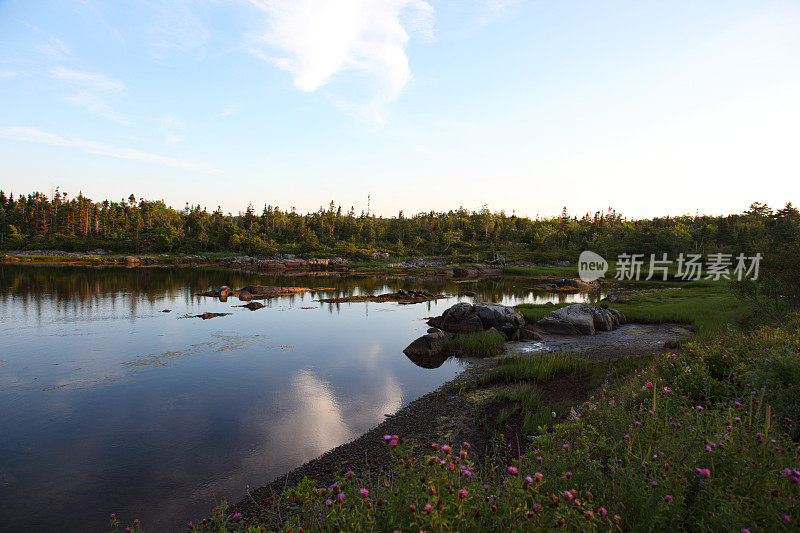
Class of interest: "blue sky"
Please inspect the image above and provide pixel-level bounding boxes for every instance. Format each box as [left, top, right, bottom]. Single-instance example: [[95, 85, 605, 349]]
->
[[1, 0, 798, 218]]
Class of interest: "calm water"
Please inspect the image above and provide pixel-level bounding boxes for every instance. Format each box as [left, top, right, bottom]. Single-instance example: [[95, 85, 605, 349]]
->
[[0, 264, 599, 531]]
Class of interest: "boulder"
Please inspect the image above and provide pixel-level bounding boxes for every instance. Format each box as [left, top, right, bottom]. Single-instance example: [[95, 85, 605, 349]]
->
[[520, 324, 544, 340], [238, 290, 253, 301], [537, 304, 626, 335], [428, 302, 525, 340], [403, 331, 449, 358], [241, 301, 265, 311], [218, 286, 230, 299]]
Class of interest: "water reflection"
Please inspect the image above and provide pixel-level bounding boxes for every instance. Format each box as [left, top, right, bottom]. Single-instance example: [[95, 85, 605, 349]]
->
[[0, 264, 600, 531]]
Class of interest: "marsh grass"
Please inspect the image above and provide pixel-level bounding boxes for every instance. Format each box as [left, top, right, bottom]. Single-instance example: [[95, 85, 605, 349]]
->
[[516, 281, 752, 338], [444, 330, 506, 357], [477, 351, 587, 387]]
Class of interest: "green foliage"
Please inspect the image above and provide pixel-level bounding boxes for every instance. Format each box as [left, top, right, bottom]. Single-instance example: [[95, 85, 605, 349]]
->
[[2, 191, 798, 260], [444, 330, 506, 357]]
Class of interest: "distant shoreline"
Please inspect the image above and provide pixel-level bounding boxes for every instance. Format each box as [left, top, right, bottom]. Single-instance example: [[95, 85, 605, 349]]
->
[[0, 251, 506, 280]]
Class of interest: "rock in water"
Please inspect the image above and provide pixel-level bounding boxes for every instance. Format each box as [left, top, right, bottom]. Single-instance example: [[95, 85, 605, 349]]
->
[[241, 302, 265, 311], [537, 304, 626, 335], [403, 331, 449, 358], [427, 302, 525, 340]]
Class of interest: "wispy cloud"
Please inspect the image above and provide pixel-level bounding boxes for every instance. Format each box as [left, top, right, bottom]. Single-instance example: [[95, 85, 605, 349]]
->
[[0, 69, 17, 78], [147, 0, 210, 60], [246, 0, 435, 125], [220, 104, 238, 117], [51, 66, 125, 91], [50, 66, 130, 124], [0, 126, 205, 170], [35, 35, 71, 60], [158, 114, 184, 144]]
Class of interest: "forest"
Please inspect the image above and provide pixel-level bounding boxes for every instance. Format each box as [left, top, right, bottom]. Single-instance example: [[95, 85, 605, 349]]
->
[[0, 188, 798, 261]]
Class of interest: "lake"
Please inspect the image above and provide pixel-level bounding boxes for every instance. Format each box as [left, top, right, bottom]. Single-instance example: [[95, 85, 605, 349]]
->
[[0, 264, 600, 531]]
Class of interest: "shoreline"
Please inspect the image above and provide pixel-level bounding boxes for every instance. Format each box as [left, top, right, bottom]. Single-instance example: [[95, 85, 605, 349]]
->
[[227, 322, 689, 527], [1, 251, 507, 280], [227, 359, 494, 526]]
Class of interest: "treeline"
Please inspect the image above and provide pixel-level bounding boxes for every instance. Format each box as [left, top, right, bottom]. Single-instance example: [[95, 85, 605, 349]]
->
[[0, 189, 798, 260]]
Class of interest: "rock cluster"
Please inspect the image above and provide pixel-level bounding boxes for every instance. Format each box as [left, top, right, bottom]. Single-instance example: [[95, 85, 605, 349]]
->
[[426, 302, 527, 340]]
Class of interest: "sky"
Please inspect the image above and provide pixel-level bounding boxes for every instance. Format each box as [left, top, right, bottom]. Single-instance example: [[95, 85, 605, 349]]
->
[[0, 0, 799, 219]]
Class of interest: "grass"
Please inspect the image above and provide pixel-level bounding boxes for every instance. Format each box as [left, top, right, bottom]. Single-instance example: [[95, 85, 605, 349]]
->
[[503, 265, 578, 278], [611, 285, 750, 337], [477, 351, 587, 387], [516, 280, 752, 339], [444, 330, 506, 357]]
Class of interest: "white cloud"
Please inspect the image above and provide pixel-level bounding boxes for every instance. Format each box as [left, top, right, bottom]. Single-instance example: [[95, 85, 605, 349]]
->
[[158, 114, 184, 144], [51, 66, 125, 92], [0, 126, 205, 170], [49, 66, 129, 124], [35, 35, 71, 60], [0, 70, 17, 78], [247, 0, 434, 124], [50, 66, 130, 124]]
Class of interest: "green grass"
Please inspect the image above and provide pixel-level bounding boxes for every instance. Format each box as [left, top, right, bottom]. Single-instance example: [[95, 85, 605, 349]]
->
[[611, 284, 750, 338], [444, 330, 506, 357], [503, 265, 578, 278], [477, 351, 587, 387], [516, 281, 752, 338]]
